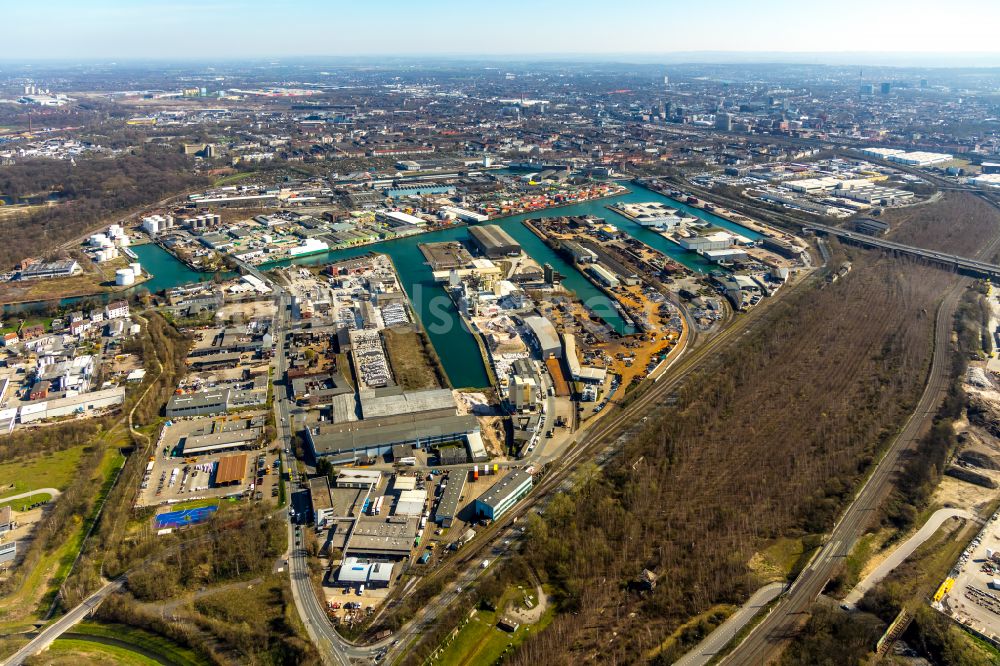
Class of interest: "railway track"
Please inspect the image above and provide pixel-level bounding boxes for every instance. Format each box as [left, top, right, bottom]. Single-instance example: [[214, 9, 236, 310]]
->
[[724, 197, 1000, 665], [378, 271, 821, 661]]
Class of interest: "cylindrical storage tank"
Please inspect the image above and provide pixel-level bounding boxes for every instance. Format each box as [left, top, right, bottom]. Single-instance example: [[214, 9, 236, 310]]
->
[[115, 269, 136, 286], [118, 235, 131, 247], [129, 262, 142, 277]]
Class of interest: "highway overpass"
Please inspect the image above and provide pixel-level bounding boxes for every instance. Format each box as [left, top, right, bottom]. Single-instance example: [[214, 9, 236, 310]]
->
[[804, 222, 1000, 280]]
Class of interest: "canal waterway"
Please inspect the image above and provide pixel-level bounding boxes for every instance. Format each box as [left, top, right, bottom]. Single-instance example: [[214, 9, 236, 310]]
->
[[4, 182, 759, 390], [264, 181, 760, 388]]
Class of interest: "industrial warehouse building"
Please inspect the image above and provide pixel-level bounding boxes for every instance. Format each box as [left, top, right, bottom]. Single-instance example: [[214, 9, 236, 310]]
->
[[165, 386, 266, 418], [562, 334, 607, 383], [306, 414, 480, 464], [304, 386, 479, 464], [337, 557, 394, 588], [522, 315, 561, 359], [760, 237, 802, 259], [393, 489, 428, 516], [181, 426, 262, 455], [165, 390, 230, 417], [854, 218, 890, 236], [434, 474, 466, 527], [586, 263, 620, 288], [20, 259, 82, 281], [310, 476, 336, 528], [18, 386, 126, 424], [347, 517, 418, 559], [336, 469, 382, 489], [678, 232, 736, 252], [468, 225, 521, 258], [474, 469, 534, 521], [214, 454, 248, 486]]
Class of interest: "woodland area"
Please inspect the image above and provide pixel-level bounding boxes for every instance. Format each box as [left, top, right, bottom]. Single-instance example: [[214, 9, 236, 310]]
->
[[885, 191, 1000, 258], [0, 149, 207, 269], [95, 573, 320, 666], [500, 192, 1000, 665], [507, 250, 960, 664]]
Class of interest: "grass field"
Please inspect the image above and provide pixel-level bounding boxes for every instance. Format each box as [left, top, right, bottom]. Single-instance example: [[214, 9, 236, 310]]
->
[[42, 638, 159, 665], [0, 445, 86, 494], [68, 621, 208, 666], [0, 316, 54, 335], [840, 530, 884, 594], [0, 443, 125, 631], [430, 587, 556, 666], [750, 535, 823, 584], [382, 327, 441, 391], [0, 491, 53, 512], [166, 498, 220, 512], [212, 172, 255, 186]]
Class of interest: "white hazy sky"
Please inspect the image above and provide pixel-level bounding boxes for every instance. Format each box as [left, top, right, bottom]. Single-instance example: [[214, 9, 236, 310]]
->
[[6, 0, 1000, 61]]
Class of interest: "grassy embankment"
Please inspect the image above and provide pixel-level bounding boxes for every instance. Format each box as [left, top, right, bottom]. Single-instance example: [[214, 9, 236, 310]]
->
[[37, 620, 208, 666], [0, 430, 126, 633]]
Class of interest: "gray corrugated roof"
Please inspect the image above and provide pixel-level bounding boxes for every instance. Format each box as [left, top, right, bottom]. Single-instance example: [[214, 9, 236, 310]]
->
[[309, 414, 478, 456], [469, 224, 519, 250], [477, 469, 533, 510], [435, 473, 466, 521], [359, 387, 456, 419], [523, 316, 560, 352]]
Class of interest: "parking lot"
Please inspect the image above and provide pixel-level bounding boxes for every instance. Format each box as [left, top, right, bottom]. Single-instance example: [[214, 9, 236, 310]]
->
[[321, 581, 390, 625], [938, 510, 1000, 642], [137, 412, 279, 507]]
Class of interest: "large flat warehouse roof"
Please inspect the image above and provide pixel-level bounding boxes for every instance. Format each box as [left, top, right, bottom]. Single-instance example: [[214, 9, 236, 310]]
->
[[358, 387, 456, 419], [182, 427, 262, 454], [308, 414, 479, 457], [469, 224, 520, 253], [348, 516, 418, 557]]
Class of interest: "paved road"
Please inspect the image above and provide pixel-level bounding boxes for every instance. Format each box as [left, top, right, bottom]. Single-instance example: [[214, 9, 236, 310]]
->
[[268, 281, 382, 665], [0, 488, 60, 503], [804, 222, 1000, 279], [3, 578, 124, 666], [258, 261, 812, 664], [287, 521, 353, 666], [726, 195, 1000, 665], [842, 508, 975, 607], [382, 527, 521, 662], [724, 274, 978, 665], [675, 583, 787, 666]]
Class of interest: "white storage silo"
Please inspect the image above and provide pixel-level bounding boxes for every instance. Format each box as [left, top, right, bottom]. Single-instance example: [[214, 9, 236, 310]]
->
[[115, 269, 136, 286], [129, 262, 142, 278]]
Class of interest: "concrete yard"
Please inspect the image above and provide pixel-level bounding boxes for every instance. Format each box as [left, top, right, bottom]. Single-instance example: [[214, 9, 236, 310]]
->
[[137, 412, 277, 507], [937, 510, 1000, 642]]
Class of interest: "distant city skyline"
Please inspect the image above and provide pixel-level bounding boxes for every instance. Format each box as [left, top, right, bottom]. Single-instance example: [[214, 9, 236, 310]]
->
[[8, 0, 1000, 65]]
